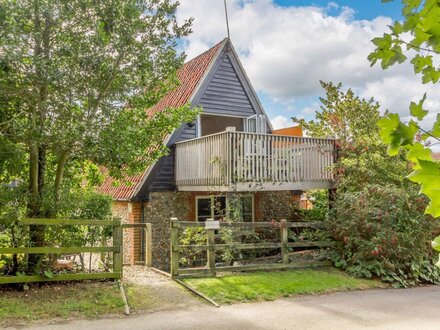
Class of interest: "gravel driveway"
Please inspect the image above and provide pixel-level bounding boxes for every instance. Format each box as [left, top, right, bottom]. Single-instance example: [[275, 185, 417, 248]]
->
[[122, 266, 204, 312]]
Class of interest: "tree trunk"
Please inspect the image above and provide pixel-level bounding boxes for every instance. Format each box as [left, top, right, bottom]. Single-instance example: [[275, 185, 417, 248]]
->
[[54, 151, 69, 207], [27, 145, 46, 273], [27, 2, 51, 273]]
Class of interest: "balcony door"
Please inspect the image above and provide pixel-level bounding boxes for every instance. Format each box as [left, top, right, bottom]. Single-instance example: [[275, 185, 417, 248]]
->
[[243, 115, 270, 181], [244, 115, 267, 134]]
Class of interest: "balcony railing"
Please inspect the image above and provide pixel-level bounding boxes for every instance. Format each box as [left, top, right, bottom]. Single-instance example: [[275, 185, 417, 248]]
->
[[175, 131, 336, 191]]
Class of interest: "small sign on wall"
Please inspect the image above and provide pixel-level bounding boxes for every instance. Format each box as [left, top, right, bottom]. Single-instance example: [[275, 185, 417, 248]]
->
[[205, 220, 220, 230]]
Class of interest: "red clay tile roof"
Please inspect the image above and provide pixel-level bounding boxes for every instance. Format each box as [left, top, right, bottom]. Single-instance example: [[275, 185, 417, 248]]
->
[[98, 39, 226, 200], [432, 153, 440, 161], [97, 167, 150, 201]]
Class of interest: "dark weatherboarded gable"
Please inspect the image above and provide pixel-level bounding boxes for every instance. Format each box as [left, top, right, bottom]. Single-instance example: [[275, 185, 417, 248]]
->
[[196, 52, 258, 117], [99, 38, 270, 200]]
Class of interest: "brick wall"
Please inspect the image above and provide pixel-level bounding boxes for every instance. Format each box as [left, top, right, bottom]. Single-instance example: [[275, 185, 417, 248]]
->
[[111, 201, 143, 265]]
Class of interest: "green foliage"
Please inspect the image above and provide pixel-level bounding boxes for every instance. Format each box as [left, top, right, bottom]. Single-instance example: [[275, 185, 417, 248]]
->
[[0, 0, 197, 271], [0, 0, 197, 215], [369, 0, 440, 83], [178, 227, 206, 267], [0, 185, 113, 275], [370, 0, 440, 264], [298, 190, 328, 222], [179, 193, 264, 266], [294, 81, 409, 190], [329, 185, 440, 287]]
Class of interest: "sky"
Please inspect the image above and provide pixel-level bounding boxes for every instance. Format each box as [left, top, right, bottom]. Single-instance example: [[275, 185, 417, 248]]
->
[[175, 0, 439, 141]]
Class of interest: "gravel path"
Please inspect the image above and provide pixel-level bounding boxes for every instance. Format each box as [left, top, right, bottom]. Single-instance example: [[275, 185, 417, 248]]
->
[[123, 266, 173, 286], [122, 266, 204, 312]]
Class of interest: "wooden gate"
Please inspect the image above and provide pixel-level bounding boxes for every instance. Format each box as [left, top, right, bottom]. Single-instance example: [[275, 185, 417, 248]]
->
[[0, 218, 123, 284], [170, 218, 333, 278]]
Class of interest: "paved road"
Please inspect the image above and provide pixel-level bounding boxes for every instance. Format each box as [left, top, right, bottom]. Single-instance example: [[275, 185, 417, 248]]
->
[[26, 286, 440, 330]]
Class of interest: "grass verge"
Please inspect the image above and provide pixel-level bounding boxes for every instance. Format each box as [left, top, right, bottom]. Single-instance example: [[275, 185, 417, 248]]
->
[[0, 281, 156, 327], [183, 268, 386, 304], [0, 281, 123, 327]]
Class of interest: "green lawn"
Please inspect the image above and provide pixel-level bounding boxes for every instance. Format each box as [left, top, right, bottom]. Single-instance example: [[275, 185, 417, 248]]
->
[[183, 268, 386, 304], [0, 281, 156, 327], [0, 282, 124, 327]]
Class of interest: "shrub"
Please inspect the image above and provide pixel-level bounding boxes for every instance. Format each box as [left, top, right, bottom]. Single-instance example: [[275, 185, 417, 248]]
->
[[328, 184, 440, 287], [179, 227, 207, 267], [0, 186, 112, 275]]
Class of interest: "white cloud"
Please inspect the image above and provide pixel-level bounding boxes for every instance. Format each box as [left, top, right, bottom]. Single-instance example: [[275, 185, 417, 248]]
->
[[271, 115, 291, 129], [301, 104, 320, 116], [362, 76, 440, 131], [177, 0, 439, 133], [177, 1, 408, 97]]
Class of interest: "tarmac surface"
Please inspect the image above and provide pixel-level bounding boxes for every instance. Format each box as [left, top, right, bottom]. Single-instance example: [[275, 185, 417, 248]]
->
[[24, 285, 440, 330]]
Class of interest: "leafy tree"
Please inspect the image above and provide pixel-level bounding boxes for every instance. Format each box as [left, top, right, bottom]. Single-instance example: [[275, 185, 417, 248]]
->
[[0, 0, 198, 270], [295, 83, 440, 285], [293, 81, 409, 191], [368, 0, 440, 264]]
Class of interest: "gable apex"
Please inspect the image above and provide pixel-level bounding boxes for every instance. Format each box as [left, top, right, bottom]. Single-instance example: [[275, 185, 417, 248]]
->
[[192, 40, 272, 129]]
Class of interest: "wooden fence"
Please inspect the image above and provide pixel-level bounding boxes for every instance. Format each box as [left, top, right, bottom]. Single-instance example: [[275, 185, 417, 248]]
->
[[170, 218, 333, 278], [0, 218, 123, 284]]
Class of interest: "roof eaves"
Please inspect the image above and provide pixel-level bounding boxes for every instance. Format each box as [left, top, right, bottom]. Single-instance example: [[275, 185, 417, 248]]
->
[[188, 38, 228, 105]]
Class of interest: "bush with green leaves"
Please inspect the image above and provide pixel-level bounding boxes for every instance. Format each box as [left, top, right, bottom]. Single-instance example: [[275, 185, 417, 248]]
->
[[329, 184, 440, 287], [0, 185, 113, 275], [178, 227, 207, 267]]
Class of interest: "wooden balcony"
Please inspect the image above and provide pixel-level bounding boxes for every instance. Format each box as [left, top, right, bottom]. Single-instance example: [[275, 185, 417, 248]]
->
[[175, 131, 337, 192]]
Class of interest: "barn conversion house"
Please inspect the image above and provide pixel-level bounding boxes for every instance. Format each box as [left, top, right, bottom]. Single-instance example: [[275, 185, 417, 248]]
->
[[99, 38, 337, 270]]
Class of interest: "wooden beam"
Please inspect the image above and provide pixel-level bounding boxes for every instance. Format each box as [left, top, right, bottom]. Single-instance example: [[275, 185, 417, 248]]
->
[[0, 247, 119, 254], [177, 261, 331, 276], [20, 218, 121, 226], [178, 242, 281, 252], [173, 221, 325, 229], [0, 272, 120, 284]]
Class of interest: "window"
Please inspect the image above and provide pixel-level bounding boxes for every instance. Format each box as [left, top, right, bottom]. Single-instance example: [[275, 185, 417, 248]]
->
[[195, 195, 254, 222], [196, 196, 226, 222], [244, 115, 267, 134], [240, 196, 253, 222]]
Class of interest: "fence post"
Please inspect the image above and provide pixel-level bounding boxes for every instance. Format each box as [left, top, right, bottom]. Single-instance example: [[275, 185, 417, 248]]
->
[[206, 218, 216, 276], [113, 217, 123, 278], [170, 217, 179, 278], [145, 223, 152, 267], [280, 219, 289, 264]]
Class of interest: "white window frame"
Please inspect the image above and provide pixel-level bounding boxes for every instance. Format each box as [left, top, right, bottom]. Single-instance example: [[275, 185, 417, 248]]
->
[[195, 194, 254, 222], [244, 115, 267, 134]]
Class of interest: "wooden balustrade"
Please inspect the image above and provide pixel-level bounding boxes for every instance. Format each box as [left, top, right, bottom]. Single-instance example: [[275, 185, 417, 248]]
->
[[175, 131, 336, 191]]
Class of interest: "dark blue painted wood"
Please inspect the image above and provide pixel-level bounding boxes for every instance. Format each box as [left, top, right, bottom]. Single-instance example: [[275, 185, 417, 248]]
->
[[134, 124, 196, 196], [198, 55, 257, 117], [133, 43, 269, 197]]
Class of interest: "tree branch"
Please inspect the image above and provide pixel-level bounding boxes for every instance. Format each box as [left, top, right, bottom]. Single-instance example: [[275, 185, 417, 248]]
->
[[398, 39, 440, 55]]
